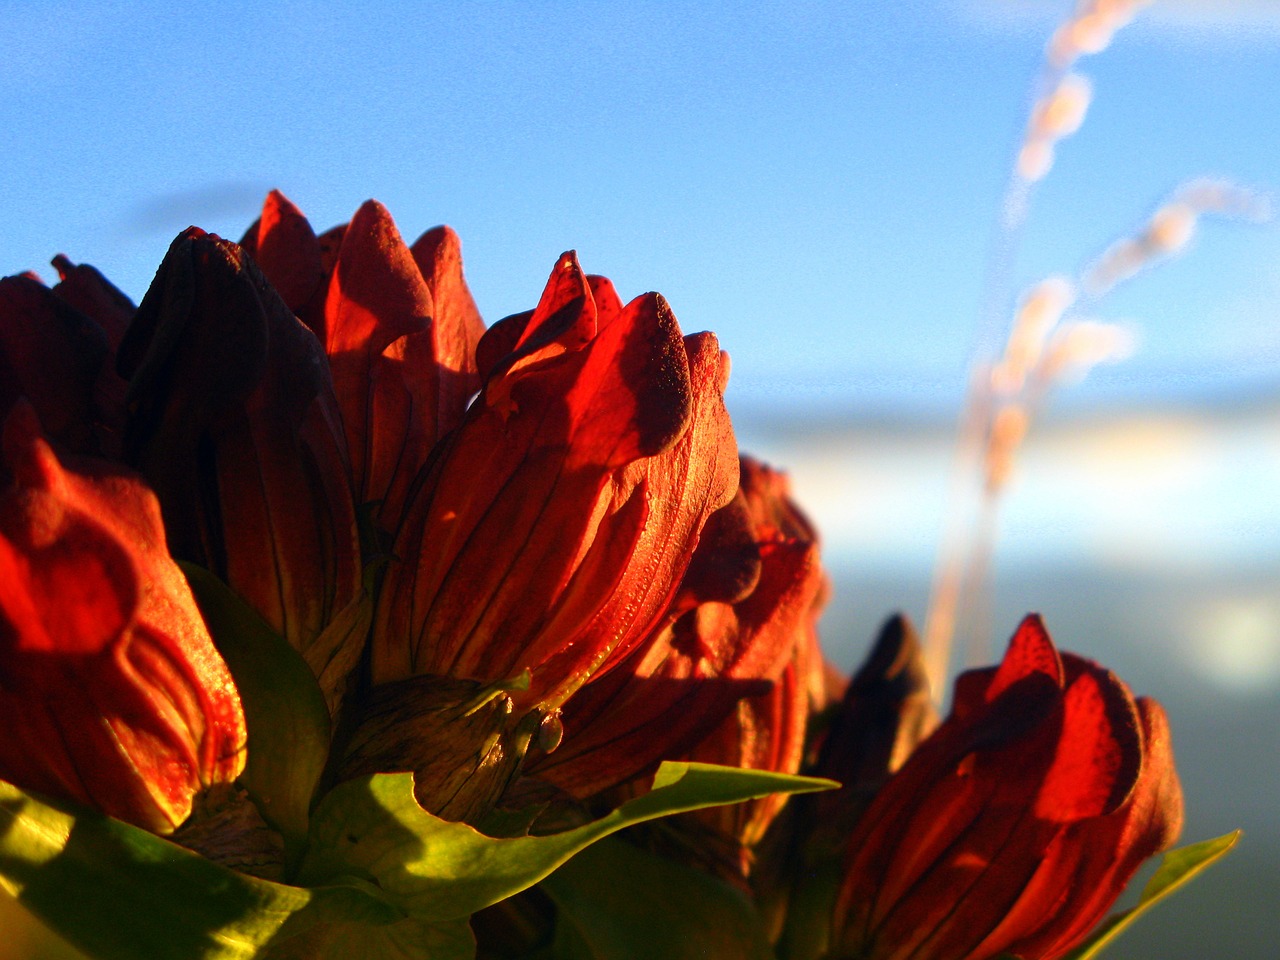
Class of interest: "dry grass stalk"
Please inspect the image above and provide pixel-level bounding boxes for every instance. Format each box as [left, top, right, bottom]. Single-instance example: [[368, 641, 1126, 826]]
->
[[923, 1, 1157, 697], [927, 166, 1268, 697], [910, 0, 1280, 698], [1084, 179, 1271, 296]]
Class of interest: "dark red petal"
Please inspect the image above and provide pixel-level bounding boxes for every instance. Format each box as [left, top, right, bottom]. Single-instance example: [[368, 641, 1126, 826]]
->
[[240, 190, 324, 312], [475, 309, 532, 382], [587, 275, 625, 330], [50, 254, 135, 352], [0, 275, 109, 456], [676, 493, 763, 610]]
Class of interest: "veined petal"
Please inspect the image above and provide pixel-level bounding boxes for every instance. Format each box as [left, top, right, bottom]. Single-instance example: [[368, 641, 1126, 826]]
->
[[0, 403, 245, 833], [118, 228, 362, 713], [829, 616, 1182, 960]]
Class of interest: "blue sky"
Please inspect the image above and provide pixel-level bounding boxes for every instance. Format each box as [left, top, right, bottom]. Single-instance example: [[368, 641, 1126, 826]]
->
[[4, 0, 1277, 415]]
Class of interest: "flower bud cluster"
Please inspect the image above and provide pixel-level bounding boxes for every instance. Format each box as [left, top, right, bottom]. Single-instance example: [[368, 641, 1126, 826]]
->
[[1, 194, 1182, 958]]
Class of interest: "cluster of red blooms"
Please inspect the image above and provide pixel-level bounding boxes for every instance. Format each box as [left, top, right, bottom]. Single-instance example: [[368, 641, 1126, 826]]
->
[[0, 192, 1182, 959]]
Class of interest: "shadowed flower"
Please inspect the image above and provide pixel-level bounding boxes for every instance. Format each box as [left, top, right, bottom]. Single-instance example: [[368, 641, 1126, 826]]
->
[[0, 403, 246, 833], [117, 228, 365, 712], [830, 614, 1183, 960], [241, 192, 486, 534], [809, 614, 937, 858], [0, 272, 118, 459]]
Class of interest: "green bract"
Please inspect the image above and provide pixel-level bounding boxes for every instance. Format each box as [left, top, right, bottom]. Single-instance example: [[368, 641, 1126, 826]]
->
[[0, 764, 835, 960]]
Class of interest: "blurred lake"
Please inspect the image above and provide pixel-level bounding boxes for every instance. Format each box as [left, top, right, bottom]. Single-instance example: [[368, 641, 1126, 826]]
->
[[737, 393, 1280, 960]]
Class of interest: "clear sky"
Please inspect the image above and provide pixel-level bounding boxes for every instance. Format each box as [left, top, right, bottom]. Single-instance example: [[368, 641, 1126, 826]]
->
[[4, 0, 1278, 414]]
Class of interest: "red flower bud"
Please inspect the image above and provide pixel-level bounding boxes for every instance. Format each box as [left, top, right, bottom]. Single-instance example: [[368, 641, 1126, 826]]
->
[[0, 403, 246, 834], [371, 254, 740, 711], [342, 258, 737, 821], [831, 615, 1184, 960], [117, 229, 363, 709], [807, 614, 938, 859]]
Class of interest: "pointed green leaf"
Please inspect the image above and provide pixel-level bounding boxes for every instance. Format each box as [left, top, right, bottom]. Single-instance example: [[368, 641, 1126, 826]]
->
[[181, 562, 331, 866], [541, 837, 774, 960], [1061, 831, 1242, 960], [0, 780, 401, 960], [300, 762, 837, 922]]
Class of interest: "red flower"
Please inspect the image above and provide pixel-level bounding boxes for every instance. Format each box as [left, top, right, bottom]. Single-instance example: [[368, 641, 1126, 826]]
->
[[332, 255, 740, 820], [0, 403, 246, 833], [117, 228, 364, 711], [370, 254, 740, 711], [830, 615, 1183, 960]]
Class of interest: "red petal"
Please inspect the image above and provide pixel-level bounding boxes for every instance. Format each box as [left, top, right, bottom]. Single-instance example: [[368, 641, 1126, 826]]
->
[[322, 200, 434, 507], [0, 407, 246, 832], [240, 190, 324, 313], [985, 613, 1064, 703], [409, 225, 486, 438], [518, 251, 596, 356], [1035, 663, 1142, 821], [547, 329, 732, 673], [562, 292, 692, 470], [481, 253, 596, 414]]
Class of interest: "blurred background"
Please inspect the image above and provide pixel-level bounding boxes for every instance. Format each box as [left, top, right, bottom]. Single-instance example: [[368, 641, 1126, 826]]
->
[[2, 1, 1277, 956]]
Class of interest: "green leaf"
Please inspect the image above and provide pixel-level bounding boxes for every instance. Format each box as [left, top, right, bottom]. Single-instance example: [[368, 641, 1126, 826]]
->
[[181, 562, 331, 867], [299, 762, 837, 923], [0, 780, 402, 960], [541, 837, 775, 960], [774, 859, 842, 960], [1060, 831, 1242, 960]]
